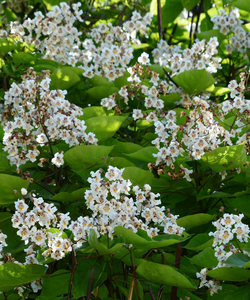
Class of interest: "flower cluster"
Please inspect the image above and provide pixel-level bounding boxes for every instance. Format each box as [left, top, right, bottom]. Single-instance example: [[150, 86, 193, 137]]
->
[[10, 166, 184, 264], [82, 11, 153, 81], [101, 59, 167, 111], [2, 0, 30, 15], [211, 8, 250, 60], [69, 166, 184, 245], [196, 213, 250, 295], [209, 213, 249, 247], [12, 194, 74, 261], [1, 69, 97, 168], [0, 230, 7, 259], [152, 37, 221, 75], [101, 57, 250, 182], [9, 2, 83, 65]]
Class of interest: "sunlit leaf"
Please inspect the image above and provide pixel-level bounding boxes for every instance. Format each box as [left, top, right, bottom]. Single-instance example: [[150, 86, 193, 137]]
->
[[85, 116, 126, 141], [201, 143, 247, 172], [173, 69, 215, 95], [0, 263, 45, 292]]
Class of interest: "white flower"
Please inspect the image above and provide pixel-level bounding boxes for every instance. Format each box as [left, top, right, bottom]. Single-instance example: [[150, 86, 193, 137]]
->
[[51, 152, 64, 167]]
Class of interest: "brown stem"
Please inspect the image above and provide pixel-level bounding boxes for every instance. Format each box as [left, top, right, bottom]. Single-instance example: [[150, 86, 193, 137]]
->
[[157, 0, 163, 40], [127, 272, 135, 300], [194, 0, 204, 40], [86, 267, 95, 300], [170, 243, 182, 300], [149, 286, 156, 300], [135, 276, 141, 300]]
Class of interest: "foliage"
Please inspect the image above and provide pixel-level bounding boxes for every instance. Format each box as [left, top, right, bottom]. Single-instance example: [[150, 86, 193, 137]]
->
[[0, 0, 250, 299]]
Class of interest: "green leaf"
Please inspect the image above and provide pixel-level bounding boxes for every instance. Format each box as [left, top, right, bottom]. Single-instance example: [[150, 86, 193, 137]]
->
[[87, 75, 115, 87], [201, 143, 247, 172], [0, 263, 45, 292], [185, 233, 213, 251], [31, 59, 61, 72], [64, 145, 114, 171], [0, 38, 16, 54], [125, 147, 158, 165], [113, 73, 130, 88], [114, 227, 187, 250], [43, 0, 62, 10], [150, 0, 184, 25], [230, 0, 250, 12], [196, 30, 226, 44], [173, 69, 215, 95], [190, 247, 218, 269], [222, 285, 250, 300], [52, 188, 87, 203], [0, 174, 29, 205], [148, 64, 165, 77], [213, 86, 230, 96], [160, 93, 181, 109], [85, 116, 126, 142], [50, 67, 81, 90], [87, 86, 119, 102], [177, 213, 214, 232], [207, 267, 250, 281], [12, 52, 35, 66], [181, 0, 199, 10], [0, 213, 24, 255], [178, 288, 202, 300], [4, 8, 17, 21], [102, 139, 143, 157], [88, 229, 124, 255], [40, 270, 71, 299], [122, 167, 154, 187], [110, 157, 136, 168], [73, 259, 107, 299], [224, 253, 250, 267], [136, 261, 196, 289], [81, 106, 109, 120], [228, 195, 250, 218]]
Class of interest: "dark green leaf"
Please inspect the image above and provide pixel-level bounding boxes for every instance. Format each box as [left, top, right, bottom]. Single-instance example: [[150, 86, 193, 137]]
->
[[208, 267, 250, 281], [177, 214, 214, 232], [87, 86, 119, 101], [88, 229, 124, 255], [190, 247, 218, 269], [40, 270, 71, 298], [185, 233, 213, 251], [181, 0, 199, 11], [224, 253, 250, 267], [64, 145, 114, 171], [122, 167, 154, 187], [136, 261, 196, 289], [0, 174, 29, 205]]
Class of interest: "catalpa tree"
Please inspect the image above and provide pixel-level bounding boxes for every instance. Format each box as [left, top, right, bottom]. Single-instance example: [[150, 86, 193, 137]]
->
[[0, 0, 250, 299]]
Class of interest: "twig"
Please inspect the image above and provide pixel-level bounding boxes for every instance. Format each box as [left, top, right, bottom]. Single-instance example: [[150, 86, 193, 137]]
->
[[170, 243, 182, 300], [162, 68, 179, 88], [168, 23, 178, 45]]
